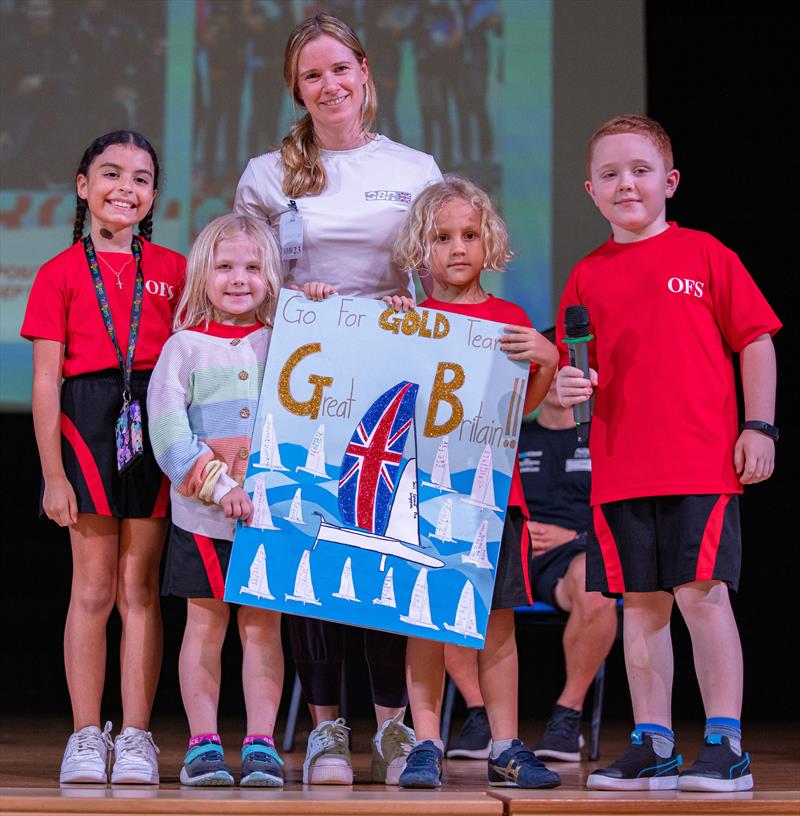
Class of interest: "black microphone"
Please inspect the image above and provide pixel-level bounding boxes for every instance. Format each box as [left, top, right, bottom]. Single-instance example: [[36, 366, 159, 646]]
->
[[564, 305, 593, 443]]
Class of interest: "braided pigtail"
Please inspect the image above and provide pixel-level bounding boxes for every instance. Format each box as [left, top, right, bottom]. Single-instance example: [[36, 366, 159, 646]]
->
[[280, 114, 326, 198], [72, 199, 88, 244], [138, 210, 154, 242]]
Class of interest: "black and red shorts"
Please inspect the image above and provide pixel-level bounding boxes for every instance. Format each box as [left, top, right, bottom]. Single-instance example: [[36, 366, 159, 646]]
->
[[162, 523, 233, 600], [587, 494, 741, 596], [53, 369, 169, 519], [492, 506, 533, 609]]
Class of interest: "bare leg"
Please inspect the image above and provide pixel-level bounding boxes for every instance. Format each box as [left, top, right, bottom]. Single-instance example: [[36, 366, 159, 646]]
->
[[405, 637, 445, 741], [309, 704, 340, 726], [553, 555, 617, 710], [238, 606, 284, 735], [117, 517, 166, 730], [444, 644, 484, 707], [179, 599, 229, 735], [478, 608, 517, 740], [374, 704, 405, 727], [674, 580, 742, 718], [622, 591, 674, 727], [65, 514, 119, 730]]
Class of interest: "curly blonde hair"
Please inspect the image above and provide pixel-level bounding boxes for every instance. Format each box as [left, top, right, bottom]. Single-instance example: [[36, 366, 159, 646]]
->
[[393, 175, 513, 277], [174, 214, 282, 331], [280, 14, 377, 198]]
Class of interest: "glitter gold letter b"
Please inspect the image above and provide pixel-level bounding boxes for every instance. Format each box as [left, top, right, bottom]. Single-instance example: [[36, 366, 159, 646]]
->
[[424, 362, 464, 437]]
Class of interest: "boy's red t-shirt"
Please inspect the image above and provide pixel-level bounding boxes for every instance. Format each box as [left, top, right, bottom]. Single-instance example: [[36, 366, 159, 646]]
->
[[420, 294, 536, 515], [555, 223, 781, 506], [21, 239, 185, 377]]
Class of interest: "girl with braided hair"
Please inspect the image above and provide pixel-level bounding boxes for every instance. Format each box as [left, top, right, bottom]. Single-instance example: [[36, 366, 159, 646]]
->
[[21, 130, 185, 785]]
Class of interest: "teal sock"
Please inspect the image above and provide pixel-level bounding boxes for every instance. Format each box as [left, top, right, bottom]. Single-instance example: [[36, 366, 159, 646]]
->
[[634, 722, 674, 759], [705, 717, 742, 755]]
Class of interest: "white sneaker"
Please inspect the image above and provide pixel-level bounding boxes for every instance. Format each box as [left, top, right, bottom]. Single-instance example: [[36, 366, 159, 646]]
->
[[372, 713, 416, 785], [60, 722, 113, 784], [303, 718, 353, 785], [111, 727, 160, 784]]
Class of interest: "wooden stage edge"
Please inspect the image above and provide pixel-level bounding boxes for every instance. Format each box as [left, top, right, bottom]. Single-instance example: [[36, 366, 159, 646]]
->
[[1, 787, 798, 816]]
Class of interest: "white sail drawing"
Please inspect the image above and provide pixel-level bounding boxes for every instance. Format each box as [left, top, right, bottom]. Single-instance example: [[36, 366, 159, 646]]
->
[[285, 550, 321, 605], [461, 444, 500, 511], [332, 557, 361, 602], [421, 436, 456, 492], [251, 474, 278, 531], [296, 424, 329, 478], [461, 520, 492, 568], [372, 567, 396, 607], [399, 568, 439, 630], [283, 488, 306, 525], [240, 544, 274, 600], [444, 580, 484, 640], [430, 498, 455, 543], [253, 413, 288, 471]]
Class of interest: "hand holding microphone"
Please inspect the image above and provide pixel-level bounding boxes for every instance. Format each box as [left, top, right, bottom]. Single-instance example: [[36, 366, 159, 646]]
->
[[557, 305, 596, 443]]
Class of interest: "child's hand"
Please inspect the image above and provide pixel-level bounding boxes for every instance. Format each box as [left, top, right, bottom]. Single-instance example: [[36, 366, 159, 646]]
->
[[734, 429, 775, 484], [382, 292, 415, 312], [220, 486, 254, 524], [557, 366, 597, 407], [42, 474, 78, 527], [292, 281, 337, 301], [500, 325, 559, 368]]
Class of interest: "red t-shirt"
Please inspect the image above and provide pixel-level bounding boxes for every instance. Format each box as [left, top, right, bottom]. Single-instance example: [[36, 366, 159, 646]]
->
[[21, 239, 186, 377], [556, 224, 781, 505], [421, 294, 535, 514]]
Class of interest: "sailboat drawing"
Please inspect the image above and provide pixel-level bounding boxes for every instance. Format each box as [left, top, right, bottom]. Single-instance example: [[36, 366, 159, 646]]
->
[[421, 436, 456, 492], [372, 567, 396, 607], [296, 424, 329, 478], [240, 544, 274, 600], [443, 580, 484, 640], [461, 519, 492, 568], [285, 550, 321, 605], [430, 499, 455, 543], [283, 488, 306, 525], [461, 444, 501, 511], [399, 568, 439, 630], [253, 413, 288, 471], [332, 557, 361, 602], [313, 381, 444, 569], [251, 474, 278, 531]]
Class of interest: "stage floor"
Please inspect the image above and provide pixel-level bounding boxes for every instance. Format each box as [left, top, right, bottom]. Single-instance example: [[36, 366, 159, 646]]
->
[[1, 716, 797, 815]]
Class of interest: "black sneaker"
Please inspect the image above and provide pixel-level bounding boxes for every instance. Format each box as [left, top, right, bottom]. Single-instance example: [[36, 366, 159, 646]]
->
[[678, 735, 753, 792], [534, 704, 585, 762], [446, 706, 491, 759], [586, 730, 681, 791]]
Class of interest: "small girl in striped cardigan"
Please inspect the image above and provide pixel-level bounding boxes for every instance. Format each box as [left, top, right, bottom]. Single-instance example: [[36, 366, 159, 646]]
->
[[148, 214, 284, 787]]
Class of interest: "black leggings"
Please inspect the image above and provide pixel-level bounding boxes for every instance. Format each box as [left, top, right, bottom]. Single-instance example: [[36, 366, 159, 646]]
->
[[286, 616, 408, 709]]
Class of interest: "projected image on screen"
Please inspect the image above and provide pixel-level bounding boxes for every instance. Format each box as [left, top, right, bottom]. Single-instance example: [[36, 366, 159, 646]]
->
[[0, 0, 550, 408]]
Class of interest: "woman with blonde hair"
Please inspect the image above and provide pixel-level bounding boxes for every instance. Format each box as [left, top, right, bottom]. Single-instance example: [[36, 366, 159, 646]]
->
[[234, 13, 442, 785]]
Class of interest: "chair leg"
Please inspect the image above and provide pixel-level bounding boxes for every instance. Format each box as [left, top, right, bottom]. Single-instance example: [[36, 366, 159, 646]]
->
[[588, 661, 606, 761], [441, 674, 457, 750], [282, 672, 303, 754]]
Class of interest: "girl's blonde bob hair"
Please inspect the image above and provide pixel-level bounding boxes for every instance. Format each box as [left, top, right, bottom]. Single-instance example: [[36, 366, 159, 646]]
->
[[174, 214, 282, 331], [280, 13, 377, 198], [393, 175, 513, 276]]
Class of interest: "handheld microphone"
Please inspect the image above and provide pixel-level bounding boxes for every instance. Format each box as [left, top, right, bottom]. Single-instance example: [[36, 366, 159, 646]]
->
[[564, 305, 594, 444]]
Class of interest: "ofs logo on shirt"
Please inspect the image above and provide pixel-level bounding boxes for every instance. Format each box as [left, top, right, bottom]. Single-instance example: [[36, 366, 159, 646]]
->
[[667, 277, 705, 298], [365, 190, 412, 204]]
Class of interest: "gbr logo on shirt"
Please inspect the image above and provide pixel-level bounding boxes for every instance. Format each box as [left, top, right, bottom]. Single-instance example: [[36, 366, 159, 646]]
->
[[667, 277, 705, 298], [144, 279, 176, 299]]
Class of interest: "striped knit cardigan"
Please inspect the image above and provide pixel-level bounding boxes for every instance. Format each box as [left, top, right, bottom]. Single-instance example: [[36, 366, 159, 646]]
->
[[147, 324, 271, 540]]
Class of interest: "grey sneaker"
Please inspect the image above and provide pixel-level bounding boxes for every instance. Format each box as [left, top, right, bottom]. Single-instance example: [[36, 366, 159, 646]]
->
[[60, 722, 113, 784], [372, 713, 416, 785], [303, 718, 352, 785], [111, 727, 160, 784]]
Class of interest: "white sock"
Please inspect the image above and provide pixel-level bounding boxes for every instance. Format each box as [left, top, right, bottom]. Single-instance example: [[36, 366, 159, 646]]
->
[[491, 738, 516, 758]]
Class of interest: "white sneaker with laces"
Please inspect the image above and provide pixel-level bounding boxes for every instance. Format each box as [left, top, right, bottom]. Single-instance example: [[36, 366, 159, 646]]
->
[[60, 722, 113, 784], [111, 727, 160, 784], [303, 718, 353, 785], [372, 713, 416, 785]]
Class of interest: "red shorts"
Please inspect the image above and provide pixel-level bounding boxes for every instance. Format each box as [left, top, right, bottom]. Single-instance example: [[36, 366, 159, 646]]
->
[[587, 494, 741, 596]]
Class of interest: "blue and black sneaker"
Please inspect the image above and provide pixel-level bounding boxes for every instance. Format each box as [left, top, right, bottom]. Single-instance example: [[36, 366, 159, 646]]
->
[[240, 739, 285, 787], [488, 740, 561, 788], [678, 735, 753, 792], [179, 740, 234, 787], [586, 730, 681, 790], [398, 740, 443, 788]]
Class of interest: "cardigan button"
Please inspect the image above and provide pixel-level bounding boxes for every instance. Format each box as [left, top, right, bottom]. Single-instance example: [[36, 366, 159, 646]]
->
[[238, 448, 249, 459], [230, 338, 241, 346], [239, 370, 249, 380], [240, 408, 251, 418]]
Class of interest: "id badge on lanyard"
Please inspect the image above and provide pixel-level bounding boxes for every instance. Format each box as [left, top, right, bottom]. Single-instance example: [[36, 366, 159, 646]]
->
[[279, 200, 303, 261]]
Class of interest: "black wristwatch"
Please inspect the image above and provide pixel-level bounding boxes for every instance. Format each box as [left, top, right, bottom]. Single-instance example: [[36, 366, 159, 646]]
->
[[740, 420, 779, 441]]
